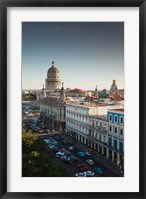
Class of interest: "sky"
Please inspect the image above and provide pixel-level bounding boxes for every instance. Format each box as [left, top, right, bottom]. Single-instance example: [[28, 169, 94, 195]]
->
[[22, 22, 124, 90]]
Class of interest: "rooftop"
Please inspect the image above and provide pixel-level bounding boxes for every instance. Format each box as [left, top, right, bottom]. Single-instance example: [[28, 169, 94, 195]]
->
[[69, 88, 86, 93], [108, 108, 124, 112]]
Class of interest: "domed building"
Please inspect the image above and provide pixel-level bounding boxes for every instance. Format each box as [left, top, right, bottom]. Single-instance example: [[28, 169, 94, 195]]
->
[[45, 61, 61, 90]]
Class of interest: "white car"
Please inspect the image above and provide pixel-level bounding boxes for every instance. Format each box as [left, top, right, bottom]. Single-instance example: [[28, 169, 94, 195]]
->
[[84, 171, 94, 177], [48, 144, 55, 149], [86, 159, 94, 165], [84, 151, 91, 156], [68, 146, 74, 151], [56, 152, 65, 157], [44, 139, 50, 143], [75, 172, 87, 177]]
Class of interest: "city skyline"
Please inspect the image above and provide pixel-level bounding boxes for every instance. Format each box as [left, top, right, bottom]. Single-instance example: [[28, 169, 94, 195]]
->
[[22, 22, 124, 90]]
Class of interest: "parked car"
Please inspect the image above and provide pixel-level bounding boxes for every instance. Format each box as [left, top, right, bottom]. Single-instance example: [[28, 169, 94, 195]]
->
[[58, 148, 66, 152], [68, 146, 74, 151], [75, 172, 87, 177], [64, 151, 71, 156], [94, 167, 104, 175], [62, 140, 67, 145], [77, 163, 86, 168], [60, 156, 67, 160], [56, 144, 63, 149], [84, 151, 91, 156], [69, 156, 79, 163], [86, 159, 94, 165], [77, 151, 85, 157], [56, 152, 65, 157], [49, 145, 56, 149], [79, 166, 90, 172], [44, 139, 51, 143], [84, 171, 94, 177]]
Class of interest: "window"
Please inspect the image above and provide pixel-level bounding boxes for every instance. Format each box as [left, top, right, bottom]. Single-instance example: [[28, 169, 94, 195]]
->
[[120, 128, 123, 136], [108, 137, 112, 147], [114, 127, 117, 134], [114, 115, 118, 123], [109, 125, 112, 132], [114, 139, 117, 150], [109, 114, 112, 122], [120, 116, 124, 124], [99, 134, 101, 140], [119, 142, 123, 153]]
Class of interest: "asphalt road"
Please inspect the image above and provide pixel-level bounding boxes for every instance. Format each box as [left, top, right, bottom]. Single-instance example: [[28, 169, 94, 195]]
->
[[43, 133, 119, 177]]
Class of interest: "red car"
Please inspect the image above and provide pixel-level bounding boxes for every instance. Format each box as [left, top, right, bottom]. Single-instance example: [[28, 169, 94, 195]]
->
[[79, 166, 90, 172], [77, 163, 86, 168]]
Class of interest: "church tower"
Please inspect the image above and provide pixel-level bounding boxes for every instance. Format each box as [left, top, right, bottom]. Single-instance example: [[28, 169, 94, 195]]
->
[[110, 80, 118, 95], [42, 84, 46, 98], [94, 85, 98, 98], [60, 82, 65, 101]]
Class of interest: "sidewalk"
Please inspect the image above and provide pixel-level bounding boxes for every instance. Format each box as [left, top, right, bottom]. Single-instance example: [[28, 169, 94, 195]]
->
[[60, 132, 123, 177]]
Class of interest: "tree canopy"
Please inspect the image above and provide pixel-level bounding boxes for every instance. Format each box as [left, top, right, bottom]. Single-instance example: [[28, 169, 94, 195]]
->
[[22, 132, 71, 177]]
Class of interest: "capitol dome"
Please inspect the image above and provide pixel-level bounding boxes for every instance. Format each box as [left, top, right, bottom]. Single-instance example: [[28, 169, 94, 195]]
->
[[47, 61, 59, 74], [45, 61, 61, 90]]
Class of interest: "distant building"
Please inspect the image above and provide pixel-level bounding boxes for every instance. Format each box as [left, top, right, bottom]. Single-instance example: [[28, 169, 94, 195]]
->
[[68, 88, 87, 97], [109, 80, 124, 101], [40, 96, 66, 131], [110, 80, 118, 95], [94, 85, 99, 98], [40, 83, 74, 131], [110, 94, 124, 101]]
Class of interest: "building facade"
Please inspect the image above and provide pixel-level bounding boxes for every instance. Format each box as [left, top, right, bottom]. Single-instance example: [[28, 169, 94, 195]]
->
[[40, 96, 66, 131], [66, 102, 124, 168], [40, 82, 74, 131], [107, 109, 124, 168], [66, 102, 98, 144]]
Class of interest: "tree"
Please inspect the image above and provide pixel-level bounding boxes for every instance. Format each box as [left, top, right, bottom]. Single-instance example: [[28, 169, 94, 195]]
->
[[22, 131, 71, 177]]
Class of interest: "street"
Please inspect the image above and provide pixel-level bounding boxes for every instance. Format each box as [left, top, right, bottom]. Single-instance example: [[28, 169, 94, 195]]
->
[[23, 103, 122, 177]]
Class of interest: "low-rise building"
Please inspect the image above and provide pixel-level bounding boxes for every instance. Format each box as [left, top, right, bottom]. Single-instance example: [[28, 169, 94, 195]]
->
[[107, 109, 124, 168], [68, 88, 87, 97]]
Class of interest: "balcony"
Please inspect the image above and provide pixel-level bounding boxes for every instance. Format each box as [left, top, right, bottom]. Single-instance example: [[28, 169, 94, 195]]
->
[[66, 125, 88, 137], [66, 117, 88, 126], [87, 134, 107, 145], [88, 125, 108, 134]]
